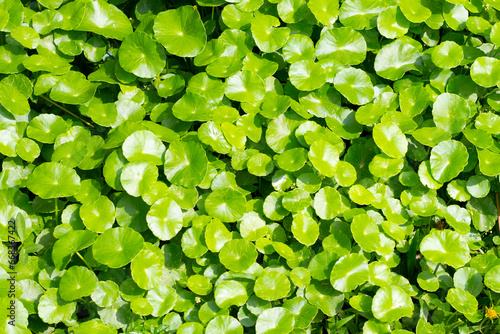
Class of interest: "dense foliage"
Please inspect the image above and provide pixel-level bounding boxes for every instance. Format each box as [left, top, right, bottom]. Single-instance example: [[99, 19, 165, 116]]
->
[[2, 0, 500, 333]]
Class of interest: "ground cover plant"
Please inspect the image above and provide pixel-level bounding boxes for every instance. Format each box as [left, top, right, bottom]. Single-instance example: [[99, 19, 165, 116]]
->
[[2, 0, 500, 333]]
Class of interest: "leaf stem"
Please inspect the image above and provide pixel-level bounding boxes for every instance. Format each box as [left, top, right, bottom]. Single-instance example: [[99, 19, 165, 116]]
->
[[75, 251, 93, 270], [432, 262, 442, 275], [39, 95, 95, 128], [54, 198, 58, 226], [496, 191, 500, 236]]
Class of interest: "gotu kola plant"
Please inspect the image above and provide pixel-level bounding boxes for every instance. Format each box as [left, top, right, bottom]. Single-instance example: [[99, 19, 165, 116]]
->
[[1, 0, 500, 333]]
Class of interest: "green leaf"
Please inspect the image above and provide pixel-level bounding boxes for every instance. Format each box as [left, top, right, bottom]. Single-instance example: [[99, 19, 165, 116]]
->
[[251, 13, 290, 53], [59, 266, 98, 301], [187, 274, 213, 296], [305, 281, 344, 317], [154, 6, 206, 57], [313, 186, 341, 220], [369, 153, 404, 178], [431, 41, 463, 69], [205, 188, 247, 222], [282, 34, 315, 64], [377, 6, 410, 39], [446, 288, 478, 314], [429, 140, 468, 183], [417, 272, 439, 292], [11, 26, 40, 49], [374, 39, 422, 80], [485, 265, 500, 293], [123, 130, 165, 165], [371, 285, 413, 323], [49, 71, 99, 105], [38, 288, 76, 324], [289, 60, 327, 91], [0, 83, 30, 116], [92, 227, 144, 268], [215, 280, 248, 309], [81, 195, 115, 233], [206, 316, 243, 334], [398, 0, 431, 23], [454, 267, 482, 297], [265, 111, 303, 154], [477, 149, 500, 176], [91, 281, 119, 308], [470, 56, 500, 88], [467, 196, 497, 232], [0, 44, 27, 74], [225, 70, 266, 104], [255, 269, 291, 301], [206, 218, 232, 251], [351, 213, 380, 253], [399, 86, 430, 117], [466, 176, 490, 198], [308, 0, 339, 25], [76, 0, 132, 40], [52, 230, 97, 270], [247, 153, 274, 176], [219, 239, 257, 272], [120, 161, 158, 197], [308, 139, 340, 177], [131, 244, 164, 290], [255, 307, 294, 334], [27, 162, 81, 199], [118, 31, 166, 78], [334, 68, 374, 105], [432, 93, 470, 134], [147, 285, 177, 317], [316, 27, 366, 65], [330, 254, 369, 292], [146, 197, 183, 241], [291, 212, 319, 246], [275, 148, 308, 172], [164, 141, 208, 187], [420, 229, 471, 268], [372, 123, 407, 158], [339, 0, 385, 30]]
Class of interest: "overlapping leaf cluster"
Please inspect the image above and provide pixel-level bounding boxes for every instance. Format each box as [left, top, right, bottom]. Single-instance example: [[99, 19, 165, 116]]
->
[[2, 0, 500, 333]]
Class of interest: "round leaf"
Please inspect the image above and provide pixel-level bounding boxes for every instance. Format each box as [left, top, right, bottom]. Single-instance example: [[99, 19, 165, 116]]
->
[[225, 70, 266, 105], [205, 188, 247, 223], [420, 229, 471, 269], [256, 307, 294, 334], [429, 140, 468, 183], [27, 162, 81, 199], [372, 285, 413, 323], [206, 315, 243, 334], [146, 197, 183, 241], [92, 227, 144, 268], [59, 266, 98, 301], [219, 239, 257, 272], [334, 68, 374, 105], [164, 141, 208, 187], [432, 93, 470, 134], [373, 123, 407, 159], [38, 288, 76, 324], [118, 31, 166, 78], [316, 27, 366, 65], [154, 6, 207, 57], [330, 254, 369, 292], [254, 270, 291, 301]]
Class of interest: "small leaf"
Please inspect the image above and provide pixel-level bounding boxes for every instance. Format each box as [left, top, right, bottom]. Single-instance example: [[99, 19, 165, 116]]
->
[[429, 140, 468, 183], [118, 31, 166, 78], [420, 229, 471, 268], [372, 286, 413, 323], [154, 6, 206, 57]]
